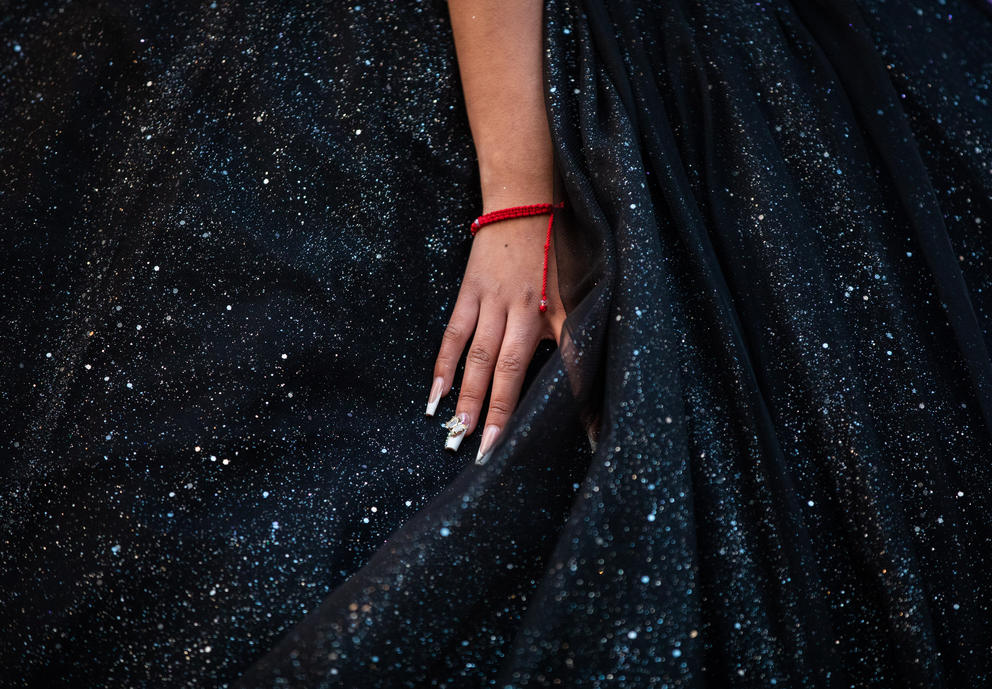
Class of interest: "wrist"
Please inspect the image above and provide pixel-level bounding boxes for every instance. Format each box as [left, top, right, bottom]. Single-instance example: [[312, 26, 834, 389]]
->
[[479, 162, 554, 214]]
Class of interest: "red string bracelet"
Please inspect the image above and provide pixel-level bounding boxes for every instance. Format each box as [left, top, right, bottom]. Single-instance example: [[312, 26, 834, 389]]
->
[[470, 202, 565, 312]]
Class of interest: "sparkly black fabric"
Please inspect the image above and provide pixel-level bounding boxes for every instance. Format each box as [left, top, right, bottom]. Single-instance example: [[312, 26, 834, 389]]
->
[[2, 0, 992, 687]]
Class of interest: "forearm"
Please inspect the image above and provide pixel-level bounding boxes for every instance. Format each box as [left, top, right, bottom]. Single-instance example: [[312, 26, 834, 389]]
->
[[447, 0, 554, 212]]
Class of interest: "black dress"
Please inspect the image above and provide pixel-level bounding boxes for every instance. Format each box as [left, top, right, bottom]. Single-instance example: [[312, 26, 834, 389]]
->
[[2, 0, 991, 686]]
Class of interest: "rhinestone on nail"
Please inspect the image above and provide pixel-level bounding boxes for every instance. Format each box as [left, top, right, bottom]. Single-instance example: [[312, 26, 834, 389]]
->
[[444, 414, 467, 438]]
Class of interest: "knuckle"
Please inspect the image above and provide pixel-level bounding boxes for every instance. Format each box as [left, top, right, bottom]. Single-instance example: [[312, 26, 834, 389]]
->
[[496, 352, 524, 375], [466, 345, 494, 367], [462, 271, 486, 294], [458, 389, 485, 405], [441, 324, 466, 346], [487, 398, 514, 418], [520, 286, 540, 308]]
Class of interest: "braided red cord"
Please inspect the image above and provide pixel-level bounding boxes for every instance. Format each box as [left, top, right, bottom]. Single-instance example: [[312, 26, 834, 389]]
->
[[470, 202, 564, 312]]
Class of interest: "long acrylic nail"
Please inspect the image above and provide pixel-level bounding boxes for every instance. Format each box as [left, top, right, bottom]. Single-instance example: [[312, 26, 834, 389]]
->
[[443, 412, 469, 451], [475, 424, 500, 464], [425, 376, 444, 416]]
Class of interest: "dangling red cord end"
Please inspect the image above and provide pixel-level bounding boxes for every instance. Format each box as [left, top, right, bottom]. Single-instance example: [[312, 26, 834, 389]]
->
[[538, 207, 556, 312], [470, 202, 564, 314]]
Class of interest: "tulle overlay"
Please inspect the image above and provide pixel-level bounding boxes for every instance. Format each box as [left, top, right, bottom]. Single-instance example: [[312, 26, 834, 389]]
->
[[2, 0, 991, 687]]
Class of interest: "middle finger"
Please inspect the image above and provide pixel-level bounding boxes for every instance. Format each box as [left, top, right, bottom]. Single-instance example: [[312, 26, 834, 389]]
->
[[445, 302, 506, 452]]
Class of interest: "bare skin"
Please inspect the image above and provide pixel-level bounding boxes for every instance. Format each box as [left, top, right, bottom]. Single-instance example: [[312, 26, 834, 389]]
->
[[429, 1, 563, 461]]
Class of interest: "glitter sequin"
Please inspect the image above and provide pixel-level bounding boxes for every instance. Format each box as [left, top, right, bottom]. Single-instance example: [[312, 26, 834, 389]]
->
[[2, 0, 991, 687]]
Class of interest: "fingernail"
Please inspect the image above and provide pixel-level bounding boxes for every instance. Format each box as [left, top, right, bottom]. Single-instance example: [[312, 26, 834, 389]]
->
[[443, 412, 469, 451], [475, 424, 500, 464], [425, 376, 444, 416]]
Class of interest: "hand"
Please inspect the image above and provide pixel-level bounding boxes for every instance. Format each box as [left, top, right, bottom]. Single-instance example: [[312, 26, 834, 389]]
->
[[426, 212, 566, 463]]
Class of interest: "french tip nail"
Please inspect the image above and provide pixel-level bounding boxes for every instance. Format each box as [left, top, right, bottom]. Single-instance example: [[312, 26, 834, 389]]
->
[[425, 376, 444, 416], [476, 424, 500, 463], [445, 432, 465, 452], [443, 412, 469, 452]]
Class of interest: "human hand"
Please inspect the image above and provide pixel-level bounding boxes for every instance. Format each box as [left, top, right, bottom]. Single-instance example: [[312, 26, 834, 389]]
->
[[426, 212, 566, 463]]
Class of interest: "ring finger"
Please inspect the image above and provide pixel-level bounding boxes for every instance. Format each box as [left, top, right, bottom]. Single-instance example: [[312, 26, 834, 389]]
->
[[475, 309, 542, 463]]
